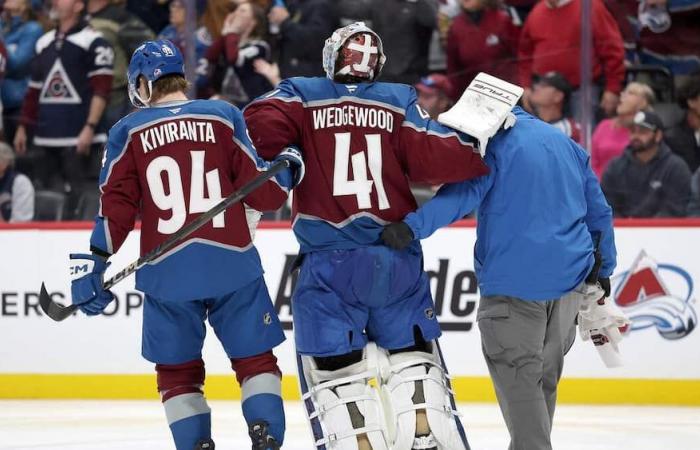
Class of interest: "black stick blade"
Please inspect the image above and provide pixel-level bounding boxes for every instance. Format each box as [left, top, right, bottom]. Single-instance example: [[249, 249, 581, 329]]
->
[[39, 283, 78, 321]]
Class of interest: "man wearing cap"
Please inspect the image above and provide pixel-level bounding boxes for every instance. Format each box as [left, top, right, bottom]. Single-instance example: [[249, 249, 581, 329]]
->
[[530, 71, 582, 143], [415, 73, 454, 119], [602, 110, 692, 217]]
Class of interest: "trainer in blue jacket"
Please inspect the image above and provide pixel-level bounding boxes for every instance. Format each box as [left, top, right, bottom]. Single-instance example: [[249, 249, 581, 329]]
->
[[381, 106, 617, 450]]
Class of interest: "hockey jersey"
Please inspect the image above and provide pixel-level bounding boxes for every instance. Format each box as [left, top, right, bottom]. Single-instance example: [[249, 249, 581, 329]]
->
[[91, 99, 294, 301], [21, 21, 113, 147], [244, 77, 489, 253]]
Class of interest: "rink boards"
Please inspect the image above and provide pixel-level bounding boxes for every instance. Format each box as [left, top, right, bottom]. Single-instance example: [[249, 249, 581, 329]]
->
[[1, 220, 699, 405]]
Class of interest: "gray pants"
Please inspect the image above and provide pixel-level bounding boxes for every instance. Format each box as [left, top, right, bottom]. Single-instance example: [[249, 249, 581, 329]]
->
[[477, 288, 581, 450]]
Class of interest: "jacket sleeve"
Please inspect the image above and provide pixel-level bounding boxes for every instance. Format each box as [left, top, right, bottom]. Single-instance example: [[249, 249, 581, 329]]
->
[[243, 80, 304, 160], [90, 121, 141, 255], [398, 87, 490, 185], [229, 107, 294, 211], [688, 169, 700, 217], [600, 158, 626, 217], [279, 0, 337, 57], [404, 151, 496, 239], [593, 0, 625, 94], [579, 146, 616, 277], [656, 158, 692, 217], [6, 22, 43, 72], [9, 174, 34, 222]]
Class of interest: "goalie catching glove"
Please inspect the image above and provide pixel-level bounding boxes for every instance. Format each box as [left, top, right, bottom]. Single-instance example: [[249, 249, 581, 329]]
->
[[69, 253, 115, 316], [437, 72, 523, 156]]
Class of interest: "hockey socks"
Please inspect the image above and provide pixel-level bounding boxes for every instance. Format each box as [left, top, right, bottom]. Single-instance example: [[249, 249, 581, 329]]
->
[[157, 359, 212, 450], [233, 351, 286, 444]]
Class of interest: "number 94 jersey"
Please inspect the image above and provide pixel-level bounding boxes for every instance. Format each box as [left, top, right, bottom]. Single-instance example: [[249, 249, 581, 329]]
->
[[244, 77, 489, 253], [90, 99, 294, 301]]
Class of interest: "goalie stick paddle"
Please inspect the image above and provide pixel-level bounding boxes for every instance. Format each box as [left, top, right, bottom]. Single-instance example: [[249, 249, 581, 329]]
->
[[39, 159, 291, 322]]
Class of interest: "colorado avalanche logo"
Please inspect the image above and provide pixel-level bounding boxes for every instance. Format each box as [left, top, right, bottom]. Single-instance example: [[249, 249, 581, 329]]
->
[[612, 250, 697, 340]]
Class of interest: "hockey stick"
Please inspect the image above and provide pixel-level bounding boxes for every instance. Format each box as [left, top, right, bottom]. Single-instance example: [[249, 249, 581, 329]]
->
[[39, 159, 291, 322]]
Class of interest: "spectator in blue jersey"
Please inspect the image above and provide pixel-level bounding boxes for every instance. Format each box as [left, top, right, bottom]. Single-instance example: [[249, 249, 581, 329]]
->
[[157, 0, 213, 97], [14, 0, 114, 220], [1, 0, 44, 144], [381, 106, 620, 450], [206, 2, 273, 107], [267, 0, 338, 78], [0, 142, 34, 222]]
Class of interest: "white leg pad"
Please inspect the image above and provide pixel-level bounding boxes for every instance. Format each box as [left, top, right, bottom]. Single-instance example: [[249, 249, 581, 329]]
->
[[299, 344, 389, 450], [379, 345, 467, 450]]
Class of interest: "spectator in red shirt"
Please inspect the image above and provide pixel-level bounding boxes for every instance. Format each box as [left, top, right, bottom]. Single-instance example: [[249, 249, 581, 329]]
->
[[530, 71, 582, 142], [591, 81, 655, 178], [446, 0, 520, 100], [518, 0, 625, 118], [415, 73, 455, 119]]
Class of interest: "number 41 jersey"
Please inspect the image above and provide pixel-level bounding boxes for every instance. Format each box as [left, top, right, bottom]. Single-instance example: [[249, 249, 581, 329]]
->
[[90, 99, 293, 301], [244, 77, 489, 253]]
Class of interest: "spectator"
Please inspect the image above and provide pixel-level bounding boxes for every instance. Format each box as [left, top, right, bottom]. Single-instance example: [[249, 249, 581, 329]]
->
[[371, 0, 437, 84], [126, 0, 169, 34], [1, 0, 44, 144], [158, 0, 212, 97], [206, 2, 273, 107], [613, 0, 700, 78], [267, 0, 337, 78], [337, 0, 373, 26], [665, 75, 700, 172], [518, 0, 625, 118], [14, 0, 113, 220], [602, 110, 691, 217], [0, 142, 33, 222], [591, 81, 655, 177], [446, 0, 519, 99], [415, 73, 454, 119], [689, 167, 700, 216], [0, 40, 7, 141], [87, 0, 154, 128], [530, 71, 582, 142]]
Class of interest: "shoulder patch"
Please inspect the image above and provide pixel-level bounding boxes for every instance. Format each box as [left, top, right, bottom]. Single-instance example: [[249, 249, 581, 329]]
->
[[35, 30, 56, 55]]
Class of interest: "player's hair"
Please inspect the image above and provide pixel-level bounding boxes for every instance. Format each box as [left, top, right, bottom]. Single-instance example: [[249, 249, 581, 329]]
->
[[151, 74, 190, 102]]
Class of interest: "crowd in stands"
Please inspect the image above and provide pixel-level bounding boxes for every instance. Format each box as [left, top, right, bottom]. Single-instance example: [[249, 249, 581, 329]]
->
[[0, 0, 698, 224]]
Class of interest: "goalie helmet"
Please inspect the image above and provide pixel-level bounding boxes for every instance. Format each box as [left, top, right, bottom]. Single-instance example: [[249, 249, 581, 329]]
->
[[322, 21, 386, 83]]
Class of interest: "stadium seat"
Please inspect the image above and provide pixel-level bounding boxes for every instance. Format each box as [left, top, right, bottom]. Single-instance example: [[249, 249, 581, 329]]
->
[[34, 190, 66, 221]]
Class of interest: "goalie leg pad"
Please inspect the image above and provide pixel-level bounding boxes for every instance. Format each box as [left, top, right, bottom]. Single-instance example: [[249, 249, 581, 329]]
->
[[298, 344, 389, 450], [379, 341, 470, 450]]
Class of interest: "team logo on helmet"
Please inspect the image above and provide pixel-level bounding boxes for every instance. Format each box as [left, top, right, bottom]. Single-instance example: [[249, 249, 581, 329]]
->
[[612, 250, 697, 340], [322, 22, 386, 82], [162, 44, 175, 57]]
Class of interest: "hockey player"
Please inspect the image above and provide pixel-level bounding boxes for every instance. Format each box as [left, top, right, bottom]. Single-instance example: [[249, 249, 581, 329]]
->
[[244, 22, 488, 450], [68, 40, 304, 450]]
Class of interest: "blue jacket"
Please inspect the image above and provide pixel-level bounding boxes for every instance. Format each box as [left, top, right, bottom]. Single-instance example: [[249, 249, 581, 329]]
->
[[1, 17, 44, 110], [404, 107, 616, 301]]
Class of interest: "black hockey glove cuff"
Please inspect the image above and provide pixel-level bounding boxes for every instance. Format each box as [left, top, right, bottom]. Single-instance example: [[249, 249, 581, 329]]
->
[[381, 222, 414, 251]]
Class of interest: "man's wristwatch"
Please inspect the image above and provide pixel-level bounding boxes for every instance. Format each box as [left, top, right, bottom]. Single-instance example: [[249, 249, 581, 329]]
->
[[85, 122, 97, 130]]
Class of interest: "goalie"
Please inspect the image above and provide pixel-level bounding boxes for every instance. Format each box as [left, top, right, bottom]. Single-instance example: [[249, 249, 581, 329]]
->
[[244, 22, 489, 450]]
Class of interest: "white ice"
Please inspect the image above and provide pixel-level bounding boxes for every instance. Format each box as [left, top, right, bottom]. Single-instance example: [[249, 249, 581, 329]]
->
[[1, 400, 699, 449]]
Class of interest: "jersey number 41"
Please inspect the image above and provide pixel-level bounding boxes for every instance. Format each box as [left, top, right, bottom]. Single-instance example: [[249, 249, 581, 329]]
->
[[333, 132, 390, 211]]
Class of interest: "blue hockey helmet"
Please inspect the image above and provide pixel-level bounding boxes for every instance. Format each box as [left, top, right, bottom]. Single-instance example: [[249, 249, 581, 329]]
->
[[127, 39, 185, 108]]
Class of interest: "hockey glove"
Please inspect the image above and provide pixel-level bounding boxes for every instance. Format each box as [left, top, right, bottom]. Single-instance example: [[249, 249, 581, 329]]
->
[[274, 146, 305, 188], [69, 253, 115, 316], [381, 222, 414, 250]]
